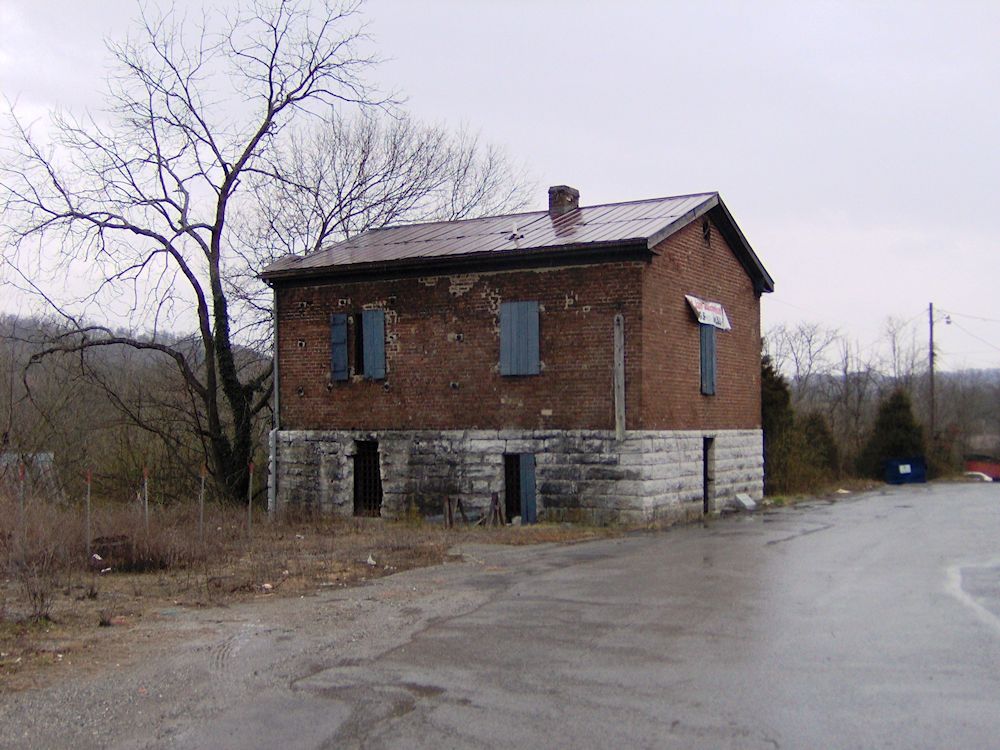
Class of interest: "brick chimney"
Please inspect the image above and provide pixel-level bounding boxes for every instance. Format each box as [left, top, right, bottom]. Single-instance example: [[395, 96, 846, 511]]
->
[[548, 185, 580, 217]]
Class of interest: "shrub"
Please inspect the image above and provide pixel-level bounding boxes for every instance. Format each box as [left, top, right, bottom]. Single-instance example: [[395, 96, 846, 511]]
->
[[762, 356, 795, 495], [762, 357, 842, 495], [800, 411, 840, 477], [857, 388, 925, 479]]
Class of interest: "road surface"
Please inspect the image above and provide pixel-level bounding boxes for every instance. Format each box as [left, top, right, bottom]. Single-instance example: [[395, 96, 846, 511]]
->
[[2, 482, 999, 749]]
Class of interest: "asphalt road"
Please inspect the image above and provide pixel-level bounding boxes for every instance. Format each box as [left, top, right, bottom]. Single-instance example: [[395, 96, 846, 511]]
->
[[3, 482, 1000, 749]]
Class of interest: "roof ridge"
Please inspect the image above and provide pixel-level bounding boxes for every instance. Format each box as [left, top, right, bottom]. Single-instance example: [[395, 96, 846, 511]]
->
[[358, 191, 721, 236], [577, 190, 719, 210], [366, 207, 546, 234]]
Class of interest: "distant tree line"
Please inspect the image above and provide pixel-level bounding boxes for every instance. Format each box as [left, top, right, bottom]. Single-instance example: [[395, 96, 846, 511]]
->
[[762, 321, 998, 494]]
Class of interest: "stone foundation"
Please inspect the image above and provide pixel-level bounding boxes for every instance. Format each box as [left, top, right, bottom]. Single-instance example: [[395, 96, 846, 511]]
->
[[268, 429, 763, 524]]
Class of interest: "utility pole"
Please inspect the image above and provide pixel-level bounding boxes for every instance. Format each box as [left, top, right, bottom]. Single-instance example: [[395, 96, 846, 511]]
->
[[928, 302, 935, 442]]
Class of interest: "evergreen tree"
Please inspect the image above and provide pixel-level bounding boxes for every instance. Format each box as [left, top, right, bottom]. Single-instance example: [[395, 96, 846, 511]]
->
[[857, 388, 925, 479], [762, 355, 794, 494], [800, 411, 840, 477]]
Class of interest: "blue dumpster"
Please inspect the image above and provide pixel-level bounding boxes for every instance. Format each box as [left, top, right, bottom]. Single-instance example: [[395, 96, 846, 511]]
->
[[885, 457, 927, 484]]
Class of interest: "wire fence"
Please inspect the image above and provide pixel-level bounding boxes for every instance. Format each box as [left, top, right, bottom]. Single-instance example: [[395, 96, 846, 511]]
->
[[1, 460, 272, 581]]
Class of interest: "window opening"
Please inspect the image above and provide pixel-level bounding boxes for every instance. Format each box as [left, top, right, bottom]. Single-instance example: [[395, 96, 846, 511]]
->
[[353, 313, 365, 375]]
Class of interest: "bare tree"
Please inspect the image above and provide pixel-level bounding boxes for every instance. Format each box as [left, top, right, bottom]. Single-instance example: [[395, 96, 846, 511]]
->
[[228, 110, 531, 349], [823, 338, 882, 462], [0, 1, 525, 503], [881, 316, 924, 391], [766, 322, 841, 406]]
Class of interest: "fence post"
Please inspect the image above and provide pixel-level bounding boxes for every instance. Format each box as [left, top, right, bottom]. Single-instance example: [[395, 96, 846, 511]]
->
[[142, 466, 150, 535], [18, 461, 26, 566], [247, 462, 255, 542], [85, 469, 92, 560], [199, 464, 207, 547]]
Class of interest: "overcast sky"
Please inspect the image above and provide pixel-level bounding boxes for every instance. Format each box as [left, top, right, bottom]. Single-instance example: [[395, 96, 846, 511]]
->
[[2, 0, 999, 370]]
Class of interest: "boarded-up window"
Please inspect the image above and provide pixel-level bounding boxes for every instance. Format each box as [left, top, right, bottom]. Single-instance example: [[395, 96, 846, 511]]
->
[[700, 323, 716, 395], [500, 301, 540, 376], [330, 313, 349, 381]]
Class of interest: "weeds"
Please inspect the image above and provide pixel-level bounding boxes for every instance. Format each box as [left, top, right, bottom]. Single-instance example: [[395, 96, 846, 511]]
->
[[0, 486, 618, 688], [18, 559, 56, 622]]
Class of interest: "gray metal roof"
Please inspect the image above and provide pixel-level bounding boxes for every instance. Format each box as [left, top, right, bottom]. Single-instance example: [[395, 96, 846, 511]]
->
[[261, 191, 774, 293]]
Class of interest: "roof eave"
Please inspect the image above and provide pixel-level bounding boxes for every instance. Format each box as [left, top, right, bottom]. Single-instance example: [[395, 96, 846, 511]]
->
[[260, 238, 652, 285], [711, 198, 775, 294]]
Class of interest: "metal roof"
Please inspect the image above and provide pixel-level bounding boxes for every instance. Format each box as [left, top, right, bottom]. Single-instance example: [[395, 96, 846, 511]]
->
[[261, 191, 774, 293]]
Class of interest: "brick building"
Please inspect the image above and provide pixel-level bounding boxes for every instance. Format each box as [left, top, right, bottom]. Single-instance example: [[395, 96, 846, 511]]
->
[[261, 186, 773, 523]]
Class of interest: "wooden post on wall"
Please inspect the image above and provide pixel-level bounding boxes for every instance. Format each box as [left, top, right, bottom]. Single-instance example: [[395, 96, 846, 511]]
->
[[613, 314, 626, 441]]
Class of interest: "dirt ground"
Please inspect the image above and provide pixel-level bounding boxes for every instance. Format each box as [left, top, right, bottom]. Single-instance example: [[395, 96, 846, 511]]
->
[[0, 517, 617, 692]]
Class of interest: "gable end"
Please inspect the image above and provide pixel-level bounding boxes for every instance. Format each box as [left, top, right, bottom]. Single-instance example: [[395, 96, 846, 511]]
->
[[645, 195, 773, 295]]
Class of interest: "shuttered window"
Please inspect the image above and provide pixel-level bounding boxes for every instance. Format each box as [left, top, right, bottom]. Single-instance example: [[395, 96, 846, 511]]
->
[[330, 310, 385, 382], [500, 301, 540, 376], [361, 310, 385, 380], [330, 313, 349, 381], [700, 322, 716, 395]]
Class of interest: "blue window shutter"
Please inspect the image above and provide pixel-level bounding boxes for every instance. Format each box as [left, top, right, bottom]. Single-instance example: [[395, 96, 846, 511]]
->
[[700, 323, 716, 395], [522, 301, 540, 375], [362, 310, 386, 380], [500, 301, 539, 376], [514, 302, 527, 374], [330, 313, 348, 381], [520, 453, 537, 524], [500, 303, 515, 375]]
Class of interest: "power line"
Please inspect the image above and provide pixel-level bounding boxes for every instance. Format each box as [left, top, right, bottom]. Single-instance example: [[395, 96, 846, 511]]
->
[[938, 308, 1000, 324], [948, 320, 1000, 354]]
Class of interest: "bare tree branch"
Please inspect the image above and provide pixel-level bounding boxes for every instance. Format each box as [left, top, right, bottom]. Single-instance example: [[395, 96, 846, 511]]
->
[[1, 1, 528, 502]]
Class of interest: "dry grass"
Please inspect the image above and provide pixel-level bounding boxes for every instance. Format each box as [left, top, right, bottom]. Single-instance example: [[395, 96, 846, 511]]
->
[[764, 477, 882, 507], [0, 492, 618, 690]]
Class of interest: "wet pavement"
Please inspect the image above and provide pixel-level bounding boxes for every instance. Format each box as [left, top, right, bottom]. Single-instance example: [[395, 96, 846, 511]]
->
[[293, 483, 1000, 749], [4, 482, 1000, 749]]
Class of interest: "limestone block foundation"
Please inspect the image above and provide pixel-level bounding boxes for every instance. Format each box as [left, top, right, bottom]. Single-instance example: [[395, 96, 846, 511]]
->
[[268, 429, 763, 525]]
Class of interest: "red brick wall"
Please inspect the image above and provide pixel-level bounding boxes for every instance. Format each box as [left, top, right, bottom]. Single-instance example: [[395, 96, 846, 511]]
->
[[639, 217, 762, 430], [275, 262, 645, 431]]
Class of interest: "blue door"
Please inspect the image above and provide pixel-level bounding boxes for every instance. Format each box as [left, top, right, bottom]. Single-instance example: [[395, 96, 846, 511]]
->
[[520, 453, 537, 524]]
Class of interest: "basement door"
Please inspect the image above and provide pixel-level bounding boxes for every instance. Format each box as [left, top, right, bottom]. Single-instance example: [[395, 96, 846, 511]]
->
[[503, 453, 537, 524], [702, 437, 716, 514], [353, 440, 383, 517]]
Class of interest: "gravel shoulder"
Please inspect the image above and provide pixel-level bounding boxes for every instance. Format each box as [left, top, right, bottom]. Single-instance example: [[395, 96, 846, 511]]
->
[[0, 542, 565, 749]]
